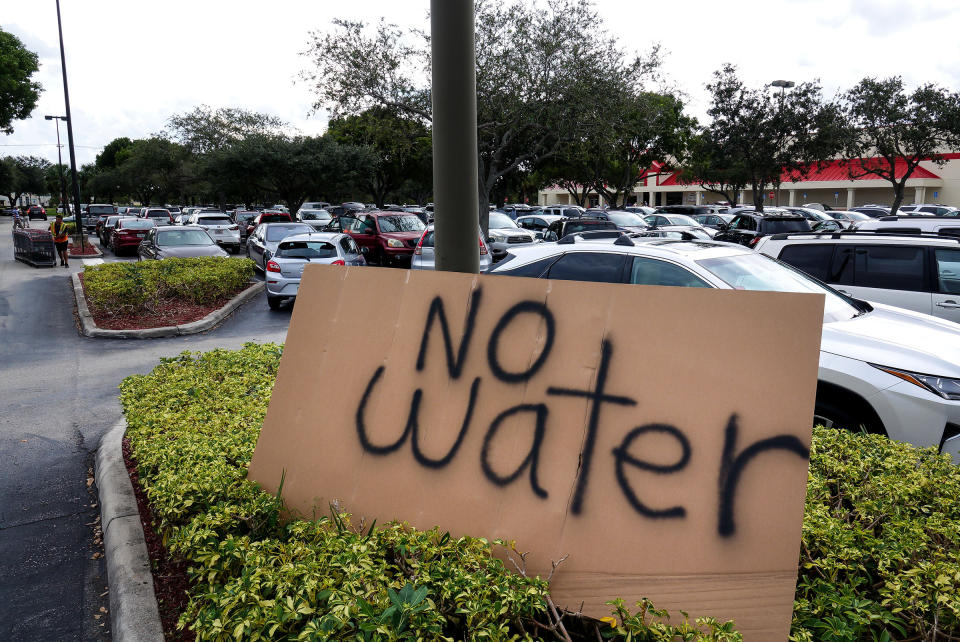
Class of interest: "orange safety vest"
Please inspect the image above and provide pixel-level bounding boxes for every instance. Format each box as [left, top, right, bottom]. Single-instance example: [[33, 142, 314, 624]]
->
[[51, 221, 69, 243]]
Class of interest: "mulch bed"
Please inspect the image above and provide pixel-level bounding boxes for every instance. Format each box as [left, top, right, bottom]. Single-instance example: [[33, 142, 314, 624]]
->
[[68, 241, 102, 256], [122, 437, 195, 641], [78, 273, 246, 330]]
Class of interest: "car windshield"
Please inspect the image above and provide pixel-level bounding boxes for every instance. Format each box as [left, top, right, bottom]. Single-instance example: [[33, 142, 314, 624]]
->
[[266, 225, 311, 241], [666, 214, 699, 226], [261, 214, 290, 223], [696, 253, 861, 323], [489, 212, 519, 229], [276, 240, 337, 259], [377, 215, 425, 233], [198, 216, 232, 225], [300, 210, 330, 221], [146, 210, 170, 217], [236, 212, 256, 221], [606, 211, 647, 227], [120, 219, 155, 230], [764, 218, 811, 233], [89, 206, 114, 215], [844, 211, 871, 220], [157, 230, 212, 246]]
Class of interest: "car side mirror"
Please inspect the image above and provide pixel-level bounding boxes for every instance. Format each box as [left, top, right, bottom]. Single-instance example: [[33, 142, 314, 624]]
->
[[544, 231, 558, 242], [534, 231, 544, 240], [360, 246, 370, 255], [717, 223, 728, 230]]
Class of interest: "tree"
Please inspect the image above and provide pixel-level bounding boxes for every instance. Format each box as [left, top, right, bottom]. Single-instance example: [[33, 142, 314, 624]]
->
[[204, 135, 373, 214], [164, 106, 288, 154], [303, 0, 661, 231], [1, 155, 50, 206], [326, 107, 432, 206], [683, 64, 838, 211], [0, 157, 21, 205], [837, 77, 960, 215], [0, 28, 42, 135], [95, 137, 134, 170], [115, 138, 189, 205]]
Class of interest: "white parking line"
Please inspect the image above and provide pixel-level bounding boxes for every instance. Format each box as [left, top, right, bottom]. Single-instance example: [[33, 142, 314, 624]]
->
[[82, 258, 104, 266]]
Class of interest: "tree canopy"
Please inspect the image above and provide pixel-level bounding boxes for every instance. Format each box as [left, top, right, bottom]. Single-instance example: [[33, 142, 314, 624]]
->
[[837, 77, 960, 214], [164, 106, 289, 154], [0, 28, 42, 135], [682, 64, 839, 211], [303, 0, 662, 230]]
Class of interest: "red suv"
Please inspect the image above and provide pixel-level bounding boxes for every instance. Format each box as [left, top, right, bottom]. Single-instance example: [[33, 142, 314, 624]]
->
[[245, 211, 292, 238], [335, 211, 426, 266]]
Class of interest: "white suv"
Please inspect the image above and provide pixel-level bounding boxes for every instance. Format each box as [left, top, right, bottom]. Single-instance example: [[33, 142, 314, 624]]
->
[[755, 231, 960, 324], [489, 237, 960, 463]]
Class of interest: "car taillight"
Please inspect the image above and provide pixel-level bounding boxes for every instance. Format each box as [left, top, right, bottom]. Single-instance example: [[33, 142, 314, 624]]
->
[[266, 260, 281, 273], [229, 225, 238, 231], [331, 259, 345, 266], [479, 235, 488, 255], [749, 235, 761, 247], [414, 232, 426, 255]]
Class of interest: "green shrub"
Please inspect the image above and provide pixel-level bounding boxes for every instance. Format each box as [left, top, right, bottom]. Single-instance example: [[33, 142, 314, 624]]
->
[[84, 257, 253, 315], [120, 344, 741, 641], [792, 428, 960, 641]]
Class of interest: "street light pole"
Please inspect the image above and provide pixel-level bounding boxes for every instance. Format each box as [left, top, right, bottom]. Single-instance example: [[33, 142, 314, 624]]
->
[[44, 115, 69, 216], [431, 0, 479, 273], [769, 80, 795, 208], [55, 0, 85, 251]]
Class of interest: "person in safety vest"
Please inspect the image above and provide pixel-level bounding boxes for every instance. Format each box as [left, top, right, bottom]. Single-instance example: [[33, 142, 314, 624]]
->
[[51, 213, 70, 267]]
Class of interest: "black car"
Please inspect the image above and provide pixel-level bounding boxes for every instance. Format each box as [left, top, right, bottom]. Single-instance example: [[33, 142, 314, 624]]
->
[[713, 212, 811, 247], [543, 218, 619, 241], [27, 205, 47, 220]]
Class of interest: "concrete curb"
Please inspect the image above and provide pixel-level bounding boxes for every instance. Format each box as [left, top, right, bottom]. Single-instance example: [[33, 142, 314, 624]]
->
[[72, 273, 264, 339], [96, 421, 164, 642]]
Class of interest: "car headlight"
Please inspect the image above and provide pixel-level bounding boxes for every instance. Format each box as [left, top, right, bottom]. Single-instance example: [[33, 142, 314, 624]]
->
[[386, 238, 405, 248], [488, 232, 506, 243], [872, 365, 960, 400]]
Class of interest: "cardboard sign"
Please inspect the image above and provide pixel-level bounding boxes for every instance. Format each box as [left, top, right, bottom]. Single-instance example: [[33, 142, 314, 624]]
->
[[248, 265, 824, 640]]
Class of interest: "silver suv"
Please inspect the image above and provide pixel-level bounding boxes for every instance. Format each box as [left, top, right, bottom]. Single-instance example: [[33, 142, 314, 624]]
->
[[755, 231, 960, 324], [489, 237, 960, 463]]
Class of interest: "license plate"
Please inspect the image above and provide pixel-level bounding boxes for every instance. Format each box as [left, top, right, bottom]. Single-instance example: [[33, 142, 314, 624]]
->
[[136, 233, 145, 238], [214, 230, 224, 235]]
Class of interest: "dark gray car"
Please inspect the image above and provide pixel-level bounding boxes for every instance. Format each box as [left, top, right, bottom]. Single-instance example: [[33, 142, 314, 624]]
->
[[246, 222, 314, 271], [138, 226, 229, 260]]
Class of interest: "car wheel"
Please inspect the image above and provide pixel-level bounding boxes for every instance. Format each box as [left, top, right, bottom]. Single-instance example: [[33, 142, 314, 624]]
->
[[813, 399, 882, 435], [267, 295, 283, 310]]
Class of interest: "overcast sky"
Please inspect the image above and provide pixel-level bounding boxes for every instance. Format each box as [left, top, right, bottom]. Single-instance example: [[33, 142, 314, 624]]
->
[[4, 0, 959, 167]]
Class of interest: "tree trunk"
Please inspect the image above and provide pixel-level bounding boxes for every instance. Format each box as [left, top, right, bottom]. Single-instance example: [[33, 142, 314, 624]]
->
[[752, 184, 765, 212], [890, 183, 906, 216]]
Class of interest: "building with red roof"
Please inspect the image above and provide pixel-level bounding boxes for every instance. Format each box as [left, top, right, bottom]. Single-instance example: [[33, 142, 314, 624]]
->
[[538, 154, 960, 209]]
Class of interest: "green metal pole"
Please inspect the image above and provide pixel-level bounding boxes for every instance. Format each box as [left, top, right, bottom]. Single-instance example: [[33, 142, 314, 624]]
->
[[56, 0, 85, 252], [431, 0, 479, 273]]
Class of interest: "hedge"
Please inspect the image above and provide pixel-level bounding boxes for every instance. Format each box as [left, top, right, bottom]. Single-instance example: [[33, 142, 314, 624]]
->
[[119, 344, 960, 641], [83, 257, 254, 316], [120, 344, 741, 641]]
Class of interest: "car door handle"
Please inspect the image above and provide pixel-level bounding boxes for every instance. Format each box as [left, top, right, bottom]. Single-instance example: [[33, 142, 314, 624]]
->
[[936, 300, 960, 309]]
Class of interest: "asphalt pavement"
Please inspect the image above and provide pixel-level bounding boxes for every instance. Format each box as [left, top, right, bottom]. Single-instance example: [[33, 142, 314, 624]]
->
[[0, 219, 290, 640]]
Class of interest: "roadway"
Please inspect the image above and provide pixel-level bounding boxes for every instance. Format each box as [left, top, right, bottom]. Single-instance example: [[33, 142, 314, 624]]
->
[[0, 219, 290, 640]]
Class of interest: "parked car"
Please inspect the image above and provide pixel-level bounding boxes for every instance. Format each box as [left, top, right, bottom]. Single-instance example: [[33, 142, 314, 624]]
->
[[297, 209, 333, 230], [630, 227, 713, 240], [138, 226, 229, 260], [783, 206, 835, 223], [99, 215, 134, 245], [624, 205, 656, 216], [644, 213, 715, 237], [485, 211, 537, 261], [755, 230, 960, 324], [332, 211, 427, 266], [899, 204, 959, 217], [852, 216, 960, 237], [411, 224, 492, 271], [27, 205, 47, 220], [246, 222, 314, 271], [850, 205, 892, 218], [713, 211, 811, 247], [604, 210, 650, 232], [517, 214, 565, 237], [489, 237, 960, 463], [232, 210, 259, 241], [84, 204, 115, 232], [693, 213, 734, 230], [245, 211, 293, 239], [264, 232, 365, 309], [543, 218, 620, 242], [189, 212, 241, 252], [541, 205, 586, 218], [119, 206, 142, 217], [826, 210, 872, 226], [140, 207, 174, 226], [109, 217, 156, 255], [299, 201, 331, 211]]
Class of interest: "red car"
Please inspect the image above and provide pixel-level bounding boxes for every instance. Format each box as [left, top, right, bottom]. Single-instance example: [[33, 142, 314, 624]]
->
[[110, 217, 156, 255], [336, 211, 426, 266], [245, 211, 292, 238]]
